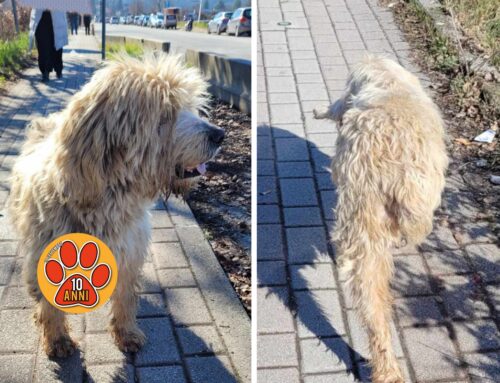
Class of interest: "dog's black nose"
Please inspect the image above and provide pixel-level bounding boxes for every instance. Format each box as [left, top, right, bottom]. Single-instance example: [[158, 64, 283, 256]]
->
[[209, 128, 225, 145]]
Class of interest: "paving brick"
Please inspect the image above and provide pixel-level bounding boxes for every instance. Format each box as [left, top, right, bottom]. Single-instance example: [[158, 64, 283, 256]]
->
[[149, 210, 173, 228], [2, 285, 33, 309], [0, 354, 35, 383], [0, 309, 39, 352], [394, 296, 444, 326], [423, 249, 470, 275], [295, 289, 346, 337], [258, 176, 278, 204], [151, 242, 189, 269], [298, 83, 329, 101], [300, 337, 352, 374], [284, 207, 323, 227], [157, 268, 197, 288], [272, 124, 305, 138], [290, 263, 336, 289], [392, 255, 432, 296], [258, 160, 276, 176], [440, 275, 491, 319], [0, 241, 17, 256], [277, 161, 313, 178], [257, 224, 284, 261], [165, 288, 212, 325], [275, 137, 310, 161], [258, 261, 287, 286], [151, 228, 178, 243], [257, 367, 300, 383], [139, 262, 162, 293], [258, 204, 281, 224], [137, 366, 186, 383], [320, 190, 336, 220], [86, 364, 134, 383], [464, 352, 500, 382], [286, 226, 331, 264], [258, 334, 298, 368], [267, 77, 296, 93], [137, 293, 167, 317], [177, 325, 225, 355], [403, 326, 465, 381], [136, 317, 180, 366], [280, 178, 318, 207], [0, 257, 15, 285], [421, 223, 460, 251], [454, 222, 497, 245], [270, 103, 302, 124], [453, 320, 500, 352], [186, 355, 236, 383], [304, 372, 358, 383], [85, 332, 127, 365], [465, 244, 500, 282], [257, 287, 295, 333]]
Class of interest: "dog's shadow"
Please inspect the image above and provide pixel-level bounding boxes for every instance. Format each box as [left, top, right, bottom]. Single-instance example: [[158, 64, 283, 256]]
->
[[257, 124, 368, 381]]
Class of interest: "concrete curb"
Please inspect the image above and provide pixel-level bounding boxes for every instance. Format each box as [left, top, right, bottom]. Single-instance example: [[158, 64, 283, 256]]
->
[[98, 35, 251, 115]]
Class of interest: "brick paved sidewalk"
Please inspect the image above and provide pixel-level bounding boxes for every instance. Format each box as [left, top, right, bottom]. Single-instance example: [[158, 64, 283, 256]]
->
[[257, 0, 499, 382], [0, 34, 250, 383]]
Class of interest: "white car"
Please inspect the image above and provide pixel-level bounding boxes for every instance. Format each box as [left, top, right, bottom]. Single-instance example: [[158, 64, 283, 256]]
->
[[149, 13, 164, 28]]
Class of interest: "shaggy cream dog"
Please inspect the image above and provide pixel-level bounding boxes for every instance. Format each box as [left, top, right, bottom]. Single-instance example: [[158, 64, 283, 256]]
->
[[8, 53, 224, 357], [314, 55, 448, 382]]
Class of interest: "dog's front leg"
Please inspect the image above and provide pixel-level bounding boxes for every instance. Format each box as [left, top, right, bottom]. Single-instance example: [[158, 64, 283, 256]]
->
[[36, 298, 76, 357], [109, 259, 145, 353]]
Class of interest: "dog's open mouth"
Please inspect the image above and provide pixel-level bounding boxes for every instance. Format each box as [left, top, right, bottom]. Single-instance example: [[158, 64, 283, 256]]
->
[[176, 163, 208, 179]]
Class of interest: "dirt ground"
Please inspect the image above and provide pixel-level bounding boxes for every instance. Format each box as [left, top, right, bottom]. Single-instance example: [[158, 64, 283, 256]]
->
[[187, 101, 252, 314], [387, 0, 499, 240]]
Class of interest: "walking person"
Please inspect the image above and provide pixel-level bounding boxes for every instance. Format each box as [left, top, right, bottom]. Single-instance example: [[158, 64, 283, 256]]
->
[[83, 14, 91, 35], [69, 12, 79, 35], [29, 9, 68, 82]]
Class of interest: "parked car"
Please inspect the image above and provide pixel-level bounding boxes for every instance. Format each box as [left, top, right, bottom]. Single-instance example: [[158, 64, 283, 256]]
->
[[105, 17, 110, 23], [110, 16, 119, 24], [141, 16, 150, 26], [119, 16, 125, 24], [149, 13, 164, 28], [126, 15, 134, 24], [208, 12, 233, 35], [135, 15, 143, 25], [164, 14, 177, 29], [226, 7, 251, 36]]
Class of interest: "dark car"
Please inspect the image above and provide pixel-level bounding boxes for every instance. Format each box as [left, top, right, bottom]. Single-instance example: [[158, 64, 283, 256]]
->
[[208, 12, 233, 35]]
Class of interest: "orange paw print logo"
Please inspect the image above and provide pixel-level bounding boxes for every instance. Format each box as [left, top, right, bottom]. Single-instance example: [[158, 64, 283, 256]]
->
[[38, 234, 118, 314]]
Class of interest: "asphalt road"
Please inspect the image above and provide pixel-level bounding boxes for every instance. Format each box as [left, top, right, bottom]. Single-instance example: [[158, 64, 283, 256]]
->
[[95, 24, 251, 61]]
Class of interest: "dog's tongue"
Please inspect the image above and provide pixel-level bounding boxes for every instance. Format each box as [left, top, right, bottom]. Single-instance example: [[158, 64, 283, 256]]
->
[[196, 163, 207, 175]]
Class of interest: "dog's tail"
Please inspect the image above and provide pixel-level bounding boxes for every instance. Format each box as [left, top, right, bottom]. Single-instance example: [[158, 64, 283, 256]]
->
[[334, 198, 404, 381]]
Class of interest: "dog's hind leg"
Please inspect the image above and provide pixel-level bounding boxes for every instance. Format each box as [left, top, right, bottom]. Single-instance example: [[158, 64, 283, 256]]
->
[[109, 256, 145, 353]]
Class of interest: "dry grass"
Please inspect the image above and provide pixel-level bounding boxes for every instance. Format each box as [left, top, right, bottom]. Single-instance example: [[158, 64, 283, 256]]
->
[[441, 0, 500, 67]]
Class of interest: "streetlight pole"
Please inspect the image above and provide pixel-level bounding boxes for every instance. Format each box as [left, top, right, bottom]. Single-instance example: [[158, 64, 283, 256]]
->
[[198, 0, 202, 23], [11, 0, 19, 34], [101, 0, 106, 60]]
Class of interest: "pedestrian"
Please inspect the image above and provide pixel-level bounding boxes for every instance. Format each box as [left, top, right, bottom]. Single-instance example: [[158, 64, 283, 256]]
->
[[83, 14, 91, 35], [69, 12, 79, 35], [29, 9, 68, 82]]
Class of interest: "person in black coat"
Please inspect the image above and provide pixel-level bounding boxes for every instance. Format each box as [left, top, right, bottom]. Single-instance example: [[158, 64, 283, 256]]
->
[[83, 14, 91, 35]]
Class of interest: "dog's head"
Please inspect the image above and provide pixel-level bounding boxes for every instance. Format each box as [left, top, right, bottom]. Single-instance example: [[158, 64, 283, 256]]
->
[[331, 54, 424, 124], [55, 53, 223, 206], [171, 110, 224, 196]]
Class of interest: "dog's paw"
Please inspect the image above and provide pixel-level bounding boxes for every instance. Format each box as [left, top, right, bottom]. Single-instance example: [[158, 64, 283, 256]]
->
[[112, 326, 146, 353], [44, 334, 77, 358], [313, 105, 330, 119]]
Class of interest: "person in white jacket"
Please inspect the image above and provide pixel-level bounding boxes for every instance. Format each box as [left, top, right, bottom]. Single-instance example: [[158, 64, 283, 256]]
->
[[29, 9, 68, 81]]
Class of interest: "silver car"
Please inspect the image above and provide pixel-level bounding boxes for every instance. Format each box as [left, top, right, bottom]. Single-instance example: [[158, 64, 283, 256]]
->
[[208, 12, 233, 35], [226, 7, 251, 37]]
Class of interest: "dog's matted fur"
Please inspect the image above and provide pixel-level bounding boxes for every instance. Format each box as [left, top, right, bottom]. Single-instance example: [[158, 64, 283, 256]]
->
[[8, 53, 224, 357], [314, 55, 448, 382]]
